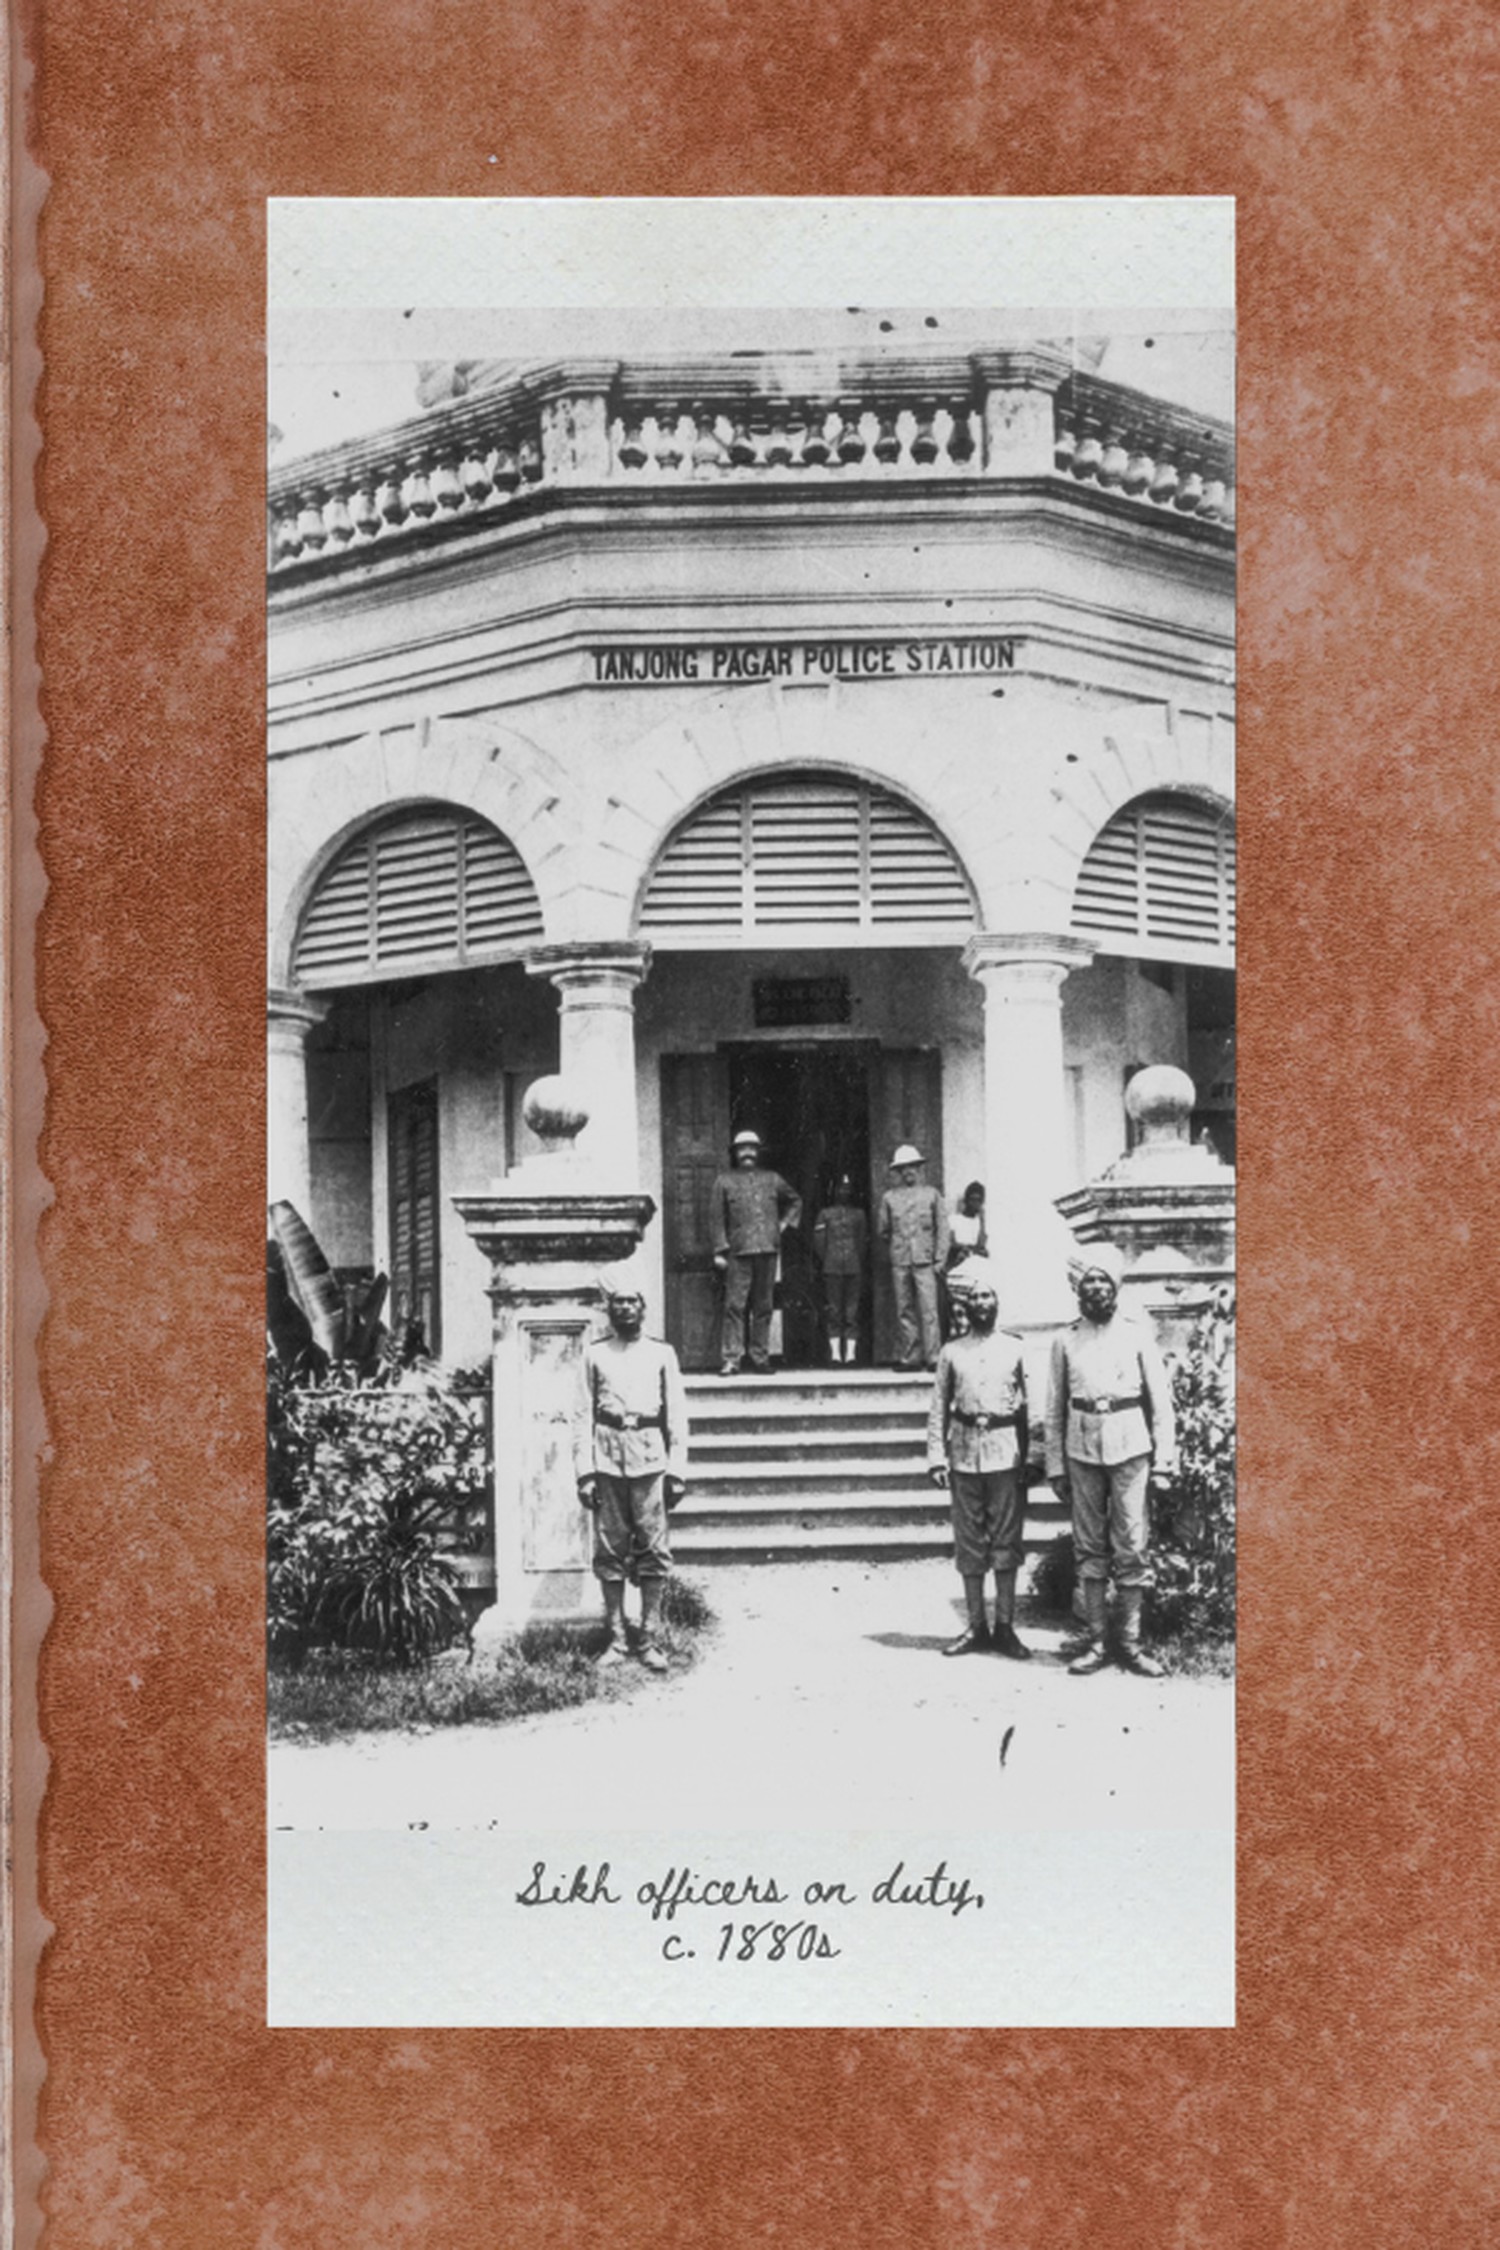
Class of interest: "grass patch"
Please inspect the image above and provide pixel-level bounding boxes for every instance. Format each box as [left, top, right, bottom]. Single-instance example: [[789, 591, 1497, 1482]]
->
[[269, 1573, 716, 1745]]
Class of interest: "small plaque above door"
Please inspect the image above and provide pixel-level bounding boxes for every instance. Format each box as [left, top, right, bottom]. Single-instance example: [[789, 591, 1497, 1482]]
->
[[751, 976, 851, 1028]]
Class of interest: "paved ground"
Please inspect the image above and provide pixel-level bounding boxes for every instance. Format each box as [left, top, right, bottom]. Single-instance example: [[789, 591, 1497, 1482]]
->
[[268, 1559, 1234, 1836]]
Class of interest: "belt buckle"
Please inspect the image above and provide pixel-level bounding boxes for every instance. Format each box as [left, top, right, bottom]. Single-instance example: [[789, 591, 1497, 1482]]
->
[[621, 1412, 640, 1431], [975, 1414, 993, 1431]]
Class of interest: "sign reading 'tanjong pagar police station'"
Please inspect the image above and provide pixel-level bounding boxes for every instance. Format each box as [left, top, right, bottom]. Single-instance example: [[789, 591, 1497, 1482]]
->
[[592, 638, 1019, 685]]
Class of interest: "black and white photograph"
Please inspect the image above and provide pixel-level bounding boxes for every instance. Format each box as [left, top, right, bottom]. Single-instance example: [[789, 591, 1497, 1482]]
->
[[264, 199, 1236, 2027]]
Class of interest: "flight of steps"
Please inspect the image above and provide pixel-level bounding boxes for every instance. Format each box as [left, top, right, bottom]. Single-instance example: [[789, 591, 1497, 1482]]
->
[[674, 1368, 1068, 1563]]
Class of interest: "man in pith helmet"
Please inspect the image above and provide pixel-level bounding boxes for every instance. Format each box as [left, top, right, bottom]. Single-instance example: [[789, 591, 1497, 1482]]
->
[[711, 1128, 802, 1376], [575, 1261, 689, 1672], [1045, 1243, 1177, 1678], [878, 1143, 948, 1370], [926, 1260, 1033, 1659], [812, 1173, 868, 1364]]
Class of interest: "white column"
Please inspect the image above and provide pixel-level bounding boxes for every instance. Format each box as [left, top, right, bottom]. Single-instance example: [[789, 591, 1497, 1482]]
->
[[267, 986, 328, 1217], [525, 943, 650, 1187], [963, 932, 1094, 1326]]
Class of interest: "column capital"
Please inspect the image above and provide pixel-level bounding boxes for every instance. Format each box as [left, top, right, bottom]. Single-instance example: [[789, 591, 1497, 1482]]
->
[[267, 985, 330, 1038], [962, 931, 1095, 982], [523, 940, 652, 991]]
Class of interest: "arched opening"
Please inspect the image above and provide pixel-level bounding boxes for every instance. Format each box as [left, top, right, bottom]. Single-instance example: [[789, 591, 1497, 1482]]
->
[[1067, 790, 1236, 1165], [636, 771, 979, 1368], [293, 803, 543, 987]]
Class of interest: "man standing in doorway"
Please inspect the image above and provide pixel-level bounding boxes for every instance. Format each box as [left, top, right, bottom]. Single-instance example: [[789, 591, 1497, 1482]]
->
[[1045, 1243, 1177, 1677], [926, 1263, 1032, 1659], [711, 1129, 802, 1376], [575, 1266, 689, 1672], [813, 1173, 868, 1364], [879, 1143, 948, 1370]]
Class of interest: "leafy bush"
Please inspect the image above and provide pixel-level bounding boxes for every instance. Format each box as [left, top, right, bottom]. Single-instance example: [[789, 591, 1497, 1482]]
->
[[1148, 1296, 1236, 1641], [268, 1352, 489, 1667], [1028, 1530, 1078, 1618]]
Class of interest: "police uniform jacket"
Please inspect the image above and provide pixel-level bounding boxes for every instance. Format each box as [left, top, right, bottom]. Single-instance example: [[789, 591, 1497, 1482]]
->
[[1044, 1311, 1176, 1477], [813, 1203, 868, 1276], [574, 1333, 689, 1482], [926, 1330, 1028, 1474], [712, 1166, 802, 1257], [878, 1183, 949, 1268]]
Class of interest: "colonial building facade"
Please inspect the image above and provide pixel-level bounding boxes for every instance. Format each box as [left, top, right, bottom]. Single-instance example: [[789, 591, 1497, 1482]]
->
[[268, 341, 1234, 1372]]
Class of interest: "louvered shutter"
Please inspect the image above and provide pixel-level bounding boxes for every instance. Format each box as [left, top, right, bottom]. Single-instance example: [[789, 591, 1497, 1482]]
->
[[388, 1077, 440, 1357], [639, 777, 974, 938], [294, 808, 543, 985], [1072, 793, 1235, 963]]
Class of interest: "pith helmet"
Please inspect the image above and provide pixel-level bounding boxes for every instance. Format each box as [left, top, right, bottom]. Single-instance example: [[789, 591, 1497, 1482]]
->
[[732, 1129, 762, 1149], [891, 1143, 923, 1167]]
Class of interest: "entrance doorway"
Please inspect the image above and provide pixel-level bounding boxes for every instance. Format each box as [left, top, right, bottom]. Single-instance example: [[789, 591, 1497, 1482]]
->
[[661, 1043, 943, 1370]]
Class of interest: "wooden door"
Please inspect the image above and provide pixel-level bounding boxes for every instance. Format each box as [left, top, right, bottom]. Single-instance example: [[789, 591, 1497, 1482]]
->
[[661, 1053, 731, 1371], [869, 1050, 944, 1364], [388, 1076, 441, 1357]]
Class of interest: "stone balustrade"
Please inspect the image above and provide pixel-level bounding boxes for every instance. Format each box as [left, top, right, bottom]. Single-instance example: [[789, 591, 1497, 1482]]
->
[[1053, 371, 1236, 525], [269, 347, 1234, 574]]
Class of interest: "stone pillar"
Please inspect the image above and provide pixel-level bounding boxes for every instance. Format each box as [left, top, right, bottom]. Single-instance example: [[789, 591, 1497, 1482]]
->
[[525, 942, 650, 1186], [962, 932, 1095, 1326], [267, 986, 328, 1217], [970, 345, 1072, 476], [453, 1078, 656, 1633]]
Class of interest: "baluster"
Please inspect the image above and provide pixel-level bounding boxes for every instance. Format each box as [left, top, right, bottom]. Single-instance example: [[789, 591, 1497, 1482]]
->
[[271, 508, 303, 564], [873, 409, 902, 466], [1098, 429, 1129, 489], [910, 399, 940, 467], [517, 431, 543, 483], [459, 448, 495, 506], [690, 402, 727, 473], [1199, 476, 1227, 521], [491, 442, 521, 494], [1148, 455, 1180, 507], [1122, 447, 1154, 498], [727, 412, 757, 468], [653, 402, 683, 473], [618, 412, 649, 470], [1053, 414, 1077, 474], [763, 406, 793, 470], [323, 484, 355, 544], [836, 398, 867, 467], [344, 482, 378, 539], [375, 472, 406, 529], [946, 399, 976, 466], [430, 450, 465, 511], [296, 489, 328, 551], [1072, 422, 1104, 482], [403, 454, 437, 518], [799, 401, 832, 468], [1173, 462, 1205, 512]]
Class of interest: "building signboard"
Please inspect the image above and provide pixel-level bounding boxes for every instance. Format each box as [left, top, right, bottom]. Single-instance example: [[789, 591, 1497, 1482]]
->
[[592, 637, 1019, 685]]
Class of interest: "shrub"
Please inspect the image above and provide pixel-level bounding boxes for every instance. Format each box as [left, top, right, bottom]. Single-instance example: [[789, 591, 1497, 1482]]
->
[[268, 1353, 489, 1667], [1148, 1297, 1236, 1642]]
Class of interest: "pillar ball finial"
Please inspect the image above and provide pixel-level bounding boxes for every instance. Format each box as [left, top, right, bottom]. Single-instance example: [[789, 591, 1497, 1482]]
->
[[522, 1073, 591, 1152], [1124, 1064, 1196, 1140]]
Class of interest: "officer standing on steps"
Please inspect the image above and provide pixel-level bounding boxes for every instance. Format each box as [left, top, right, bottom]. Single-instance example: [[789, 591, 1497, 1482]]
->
[[925, 1261, 1033, 1660], [575, 1264, 689, 1672], [711, 1129, 802, 1376], [1045, 1243, 1177, 1678], [879, 1144, 949, 1370]]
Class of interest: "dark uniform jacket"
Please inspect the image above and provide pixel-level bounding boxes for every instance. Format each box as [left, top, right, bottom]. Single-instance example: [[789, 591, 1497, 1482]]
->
[[712, 1167, 802, 1257]]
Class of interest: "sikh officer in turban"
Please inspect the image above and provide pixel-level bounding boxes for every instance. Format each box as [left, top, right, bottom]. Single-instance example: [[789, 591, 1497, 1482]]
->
[[925, 1260, 1033, 1659], [1044, 1243, 1177, 1677], [575, 1263, 689, 1672]]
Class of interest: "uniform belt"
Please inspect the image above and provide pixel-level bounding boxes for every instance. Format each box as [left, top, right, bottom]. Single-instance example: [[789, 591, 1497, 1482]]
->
[[596, 1408, 665, 1433], [1070, 1393, 1144, 1413], [953, 1410, 1021, 1430]]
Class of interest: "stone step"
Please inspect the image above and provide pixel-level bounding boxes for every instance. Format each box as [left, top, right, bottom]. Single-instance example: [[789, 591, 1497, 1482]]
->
[[692, 1427, 924, 1463], [677, 1487, 1068, 1524], [672, 1509, 1069, 1562]]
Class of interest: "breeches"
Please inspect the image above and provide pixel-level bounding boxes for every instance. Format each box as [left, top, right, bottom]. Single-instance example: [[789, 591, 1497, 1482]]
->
[[592, 1473, 673, 1583], [824, 1271, 861, 1333], [723, 1253, 776, 1365], [1067, 1454, 1152, 1588], [949, 1468, 1024, 1578], [892, 1263, 940, 1364]]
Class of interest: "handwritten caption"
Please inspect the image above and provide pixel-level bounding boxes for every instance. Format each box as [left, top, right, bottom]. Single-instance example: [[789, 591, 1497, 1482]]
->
[[516, 1858, 984, 1964]]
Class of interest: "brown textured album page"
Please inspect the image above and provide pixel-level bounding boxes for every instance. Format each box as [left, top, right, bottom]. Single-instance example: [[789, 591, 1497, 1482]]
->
[[17, 5, 1500, 2246]]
